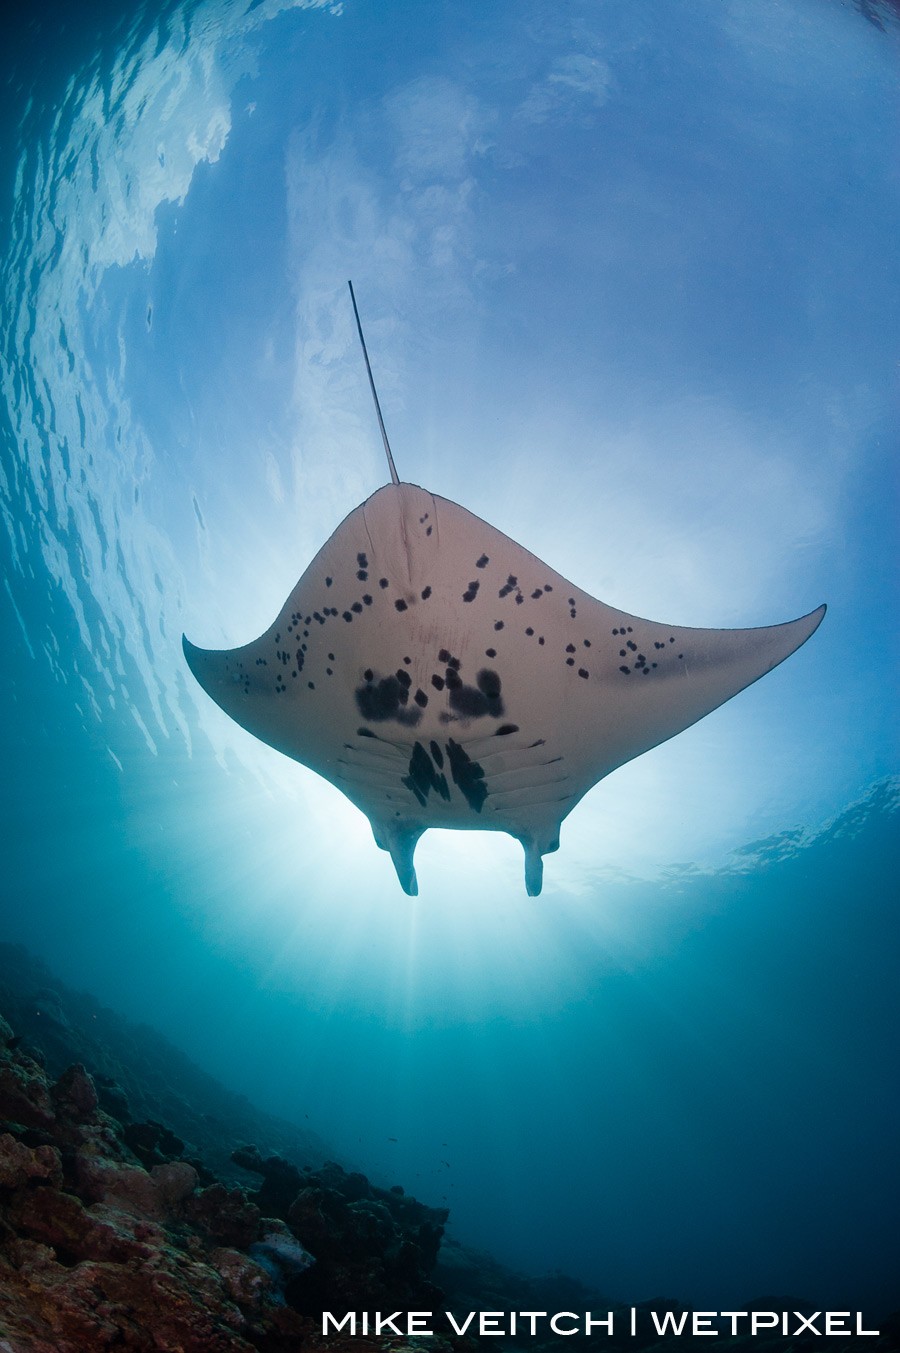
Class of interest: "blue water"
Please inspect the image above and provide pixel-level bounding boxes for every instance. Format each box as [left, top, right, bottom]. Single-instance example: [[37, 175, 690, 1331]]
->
[[1, 0, 898, 1319]]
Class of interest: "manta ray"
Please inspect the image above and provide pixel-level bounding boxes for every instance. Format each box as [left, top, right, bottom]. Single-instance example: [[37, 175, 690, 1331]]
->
[[183, 285, 825, 895]]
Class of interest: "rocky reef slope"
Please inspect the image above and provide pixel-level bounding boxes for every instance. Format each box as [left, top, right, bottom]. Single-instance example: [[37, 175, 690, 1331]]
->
[[0, 943, 896, 1351], [0, 944, 455, 1350]]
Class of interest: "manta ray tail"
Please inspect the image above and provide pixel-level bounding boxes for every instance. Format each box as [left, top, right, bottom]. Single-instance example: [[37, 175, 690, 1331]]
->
[[348, 280, 399, 487]]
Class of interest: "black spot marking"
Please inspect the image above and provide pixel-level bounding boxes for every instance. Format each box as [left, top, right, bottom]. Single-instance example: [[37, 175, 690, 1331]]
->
[[445, 668, 462, 690], [478, 669, 502, 699], [355, 673, 421, 726], [447, 655, 461, 671], [496, 724, 519, 736], [357, 570, 368, 582], [357, 552, 368, 568], [526, 628, 534, 637], [627, 641, 637, 651], [430, 740, 444, 768], [421, 586, 432, 600], [463, 581, 480, 602], [494, 620, 504, 631], [544, 584, 553, 592], [363, 594, 373, 606], [351, 602, 363, 614], [395, 599, 408, 612], [438, 649, 451, 663], [326, 576, 332, 587], [414, 689, 428, 708], [670, 637, 675, 643], [326, 667, 333, 676], [476, 554, 489, 568], [531, 589, 543, 600], [447, 668, 504, 720], [566, 658, 575, 666], [308, 681, 315, 689], [566, 643, 576, 653], [446, 739, 487, 812], [538, 636, 545, 645], [328, 652, 335, 661], [620, 665, 630, 675], [343, 611, 353, 622], [379, 577, 389, 589], [431, 674, 445, 690], [403, 656, 411, 665], [396, 668, 411, 689], [620, 649, 627, 657], [679, 653, 684, 659], [402, 741, 450, 808], [568, 598, 575, 606], [426, 525, 433, 536], [364, 668, 374, 681], [578, 668, 589, 679], [485, 647, 496, 658]]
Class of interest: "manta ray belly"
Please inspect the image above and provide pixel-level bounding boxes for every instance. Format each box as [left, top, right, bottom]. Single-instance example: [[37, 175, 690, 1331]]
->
[[183, 482, 825, 895]]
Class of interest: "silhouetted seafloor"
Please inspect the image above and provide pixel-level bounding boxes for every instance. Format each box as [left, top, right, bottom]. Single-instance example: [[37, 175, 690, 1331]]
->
[[0, 942, 896, 1351]]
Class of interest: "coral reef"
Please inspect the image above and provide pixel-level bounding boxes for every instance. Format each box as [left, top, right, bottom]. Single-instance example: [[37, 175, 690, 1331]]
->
[[0, 1005, 453, 1351], [0, 946, 460, 1350], [0, 944, 896, 1351], [0, 943, 330, 1187]]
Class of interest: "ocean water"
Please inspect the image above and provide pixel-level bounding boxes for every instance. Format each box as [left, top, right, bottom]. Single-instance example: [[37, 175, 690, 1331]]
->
[[1, 0, 898, 1319]]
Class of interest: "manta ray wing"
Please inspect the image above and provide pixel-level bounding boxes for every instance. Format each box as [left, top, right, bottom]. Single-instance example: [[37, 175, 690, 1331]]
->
[[183, 482, 825, 895]]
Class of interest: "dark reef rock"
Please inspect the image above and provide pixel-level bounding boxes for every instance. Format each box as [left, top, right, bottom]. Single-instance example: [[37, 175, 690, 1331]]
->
[[230, 1147, 449, 1314], [184, 1182, 262, 1249], [122, 1117, 186, 1168], [49, 1062, 99, 1122], [232, 1142, 307, 1216]]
